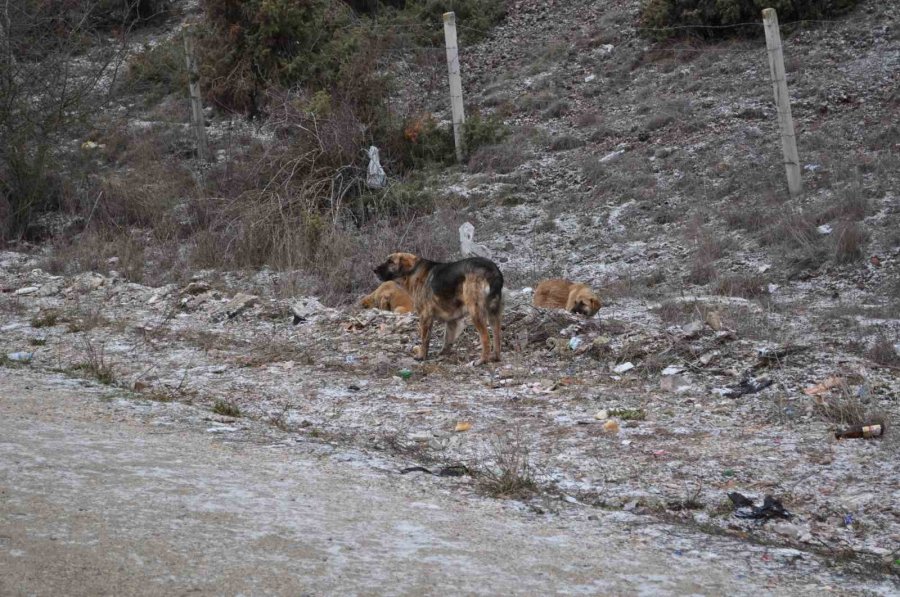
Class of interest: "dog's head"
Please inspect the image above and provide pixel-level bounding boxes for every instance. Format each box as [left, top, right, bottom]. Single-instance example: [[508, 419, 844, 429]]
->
[[374, 252, 419, 282], [571, 291, 601, 317], [359, 293, 376, 309]]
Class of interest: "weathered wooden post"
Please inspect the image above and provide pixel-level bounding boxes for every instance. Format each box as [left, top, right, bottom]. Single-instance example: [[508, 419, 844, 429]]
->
[[183, 26, 211, 163], [443, 11, 466, 163], [762, 8, 801, 197]]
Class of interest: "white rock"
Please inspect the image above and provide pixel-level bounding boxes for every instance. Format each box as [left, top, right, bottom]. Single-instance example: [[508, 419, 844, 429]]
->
[[14, 286, 39, 296], [661, 365, 684, 376], [206, 426, 238, 433], [599, 150, 625, 164], [817, 224, 833, 235], [584, 74, 596, 83], [613, 362, 634, 374]]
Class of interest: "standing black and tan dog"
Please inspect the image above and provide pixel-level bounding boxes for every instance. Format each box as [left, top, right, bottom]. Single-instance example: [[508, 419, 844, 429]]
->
[[374, 253, 503, 365]]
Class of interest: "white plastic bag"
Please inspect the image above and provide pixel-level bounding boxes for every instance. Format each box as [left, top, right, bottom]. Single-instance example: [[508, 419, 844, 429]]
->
[[366, 145, 386, 189]]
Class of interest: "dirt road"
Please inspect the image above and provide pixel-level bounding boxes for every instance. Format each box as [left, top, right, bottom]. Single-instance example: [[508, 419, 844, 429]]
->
[[0, 368, 893, 596]]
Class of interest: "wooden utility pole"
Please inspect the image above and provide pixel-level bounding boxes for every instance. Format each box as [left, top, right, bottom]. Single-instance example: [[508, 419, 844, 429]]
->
[[762, 8, 801, 197], [443, 11, 466, 163], [183, 27, 210, 163]]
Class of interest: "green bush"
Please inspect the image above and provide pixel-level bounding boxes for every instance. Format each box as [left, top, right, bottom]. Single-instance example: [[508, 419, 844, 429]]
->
[[126, 37, 188, 97], [198, 0, 370, 114], [463, 111, 508, 155], [639, 0, 861, 40], [401, 0, 509, 44]]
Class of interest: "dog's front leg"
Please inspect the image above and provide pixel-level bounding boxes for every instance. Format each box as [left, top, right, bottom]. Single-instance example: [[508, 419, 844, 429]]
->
[[415, 315, 433, 361]]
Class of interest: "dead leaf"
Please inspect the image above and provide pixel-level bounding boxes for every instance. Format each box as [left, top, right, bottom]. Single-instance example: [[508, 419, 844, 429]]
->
[[602, 420, 620, 434], [454, 421, 472, 432]]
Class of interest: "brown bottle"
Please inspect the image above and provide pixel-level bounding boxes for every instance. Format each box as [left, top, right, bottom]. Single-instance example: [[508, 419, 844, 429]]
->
[[835, 424, 884, 440]]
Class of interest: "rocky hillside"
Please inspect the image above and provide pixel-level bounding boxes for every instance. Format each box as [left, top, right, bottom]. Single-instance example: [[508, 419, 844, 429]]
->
[[1, 0, 899, 587]]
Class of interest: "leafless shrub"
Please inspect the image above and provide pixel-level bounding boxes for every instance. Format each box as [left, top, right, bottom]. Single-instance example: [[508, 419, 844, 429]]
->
[[833, 221, 869, 264], [715, 274, 768, 299], [515, 89, 557, 113], [477, 429, 538, 499], [30, 309, 61, 328], [468, 142, 529, 174], [575, 111, 602, 127], [549, 135, 584, 152], [814, 386, 874, 427], [73, 335, 116, 385], [818, 188, 870, 223], [541, 99, 569, 118], [866, 336, 900, 367], [723, 204, 769, 232]]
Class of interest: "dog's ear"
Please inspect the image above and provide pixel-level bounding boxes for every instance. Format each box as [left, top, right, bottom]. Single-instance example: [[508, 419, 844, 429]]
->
[[394, 252, 418, 274]]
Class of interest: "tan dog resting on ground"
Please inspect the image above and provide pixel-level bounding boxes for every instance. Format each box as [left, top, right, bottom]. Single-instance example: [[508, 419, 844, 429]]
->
[[359, 281, 414, 314], [373, 252, 504, 365], [533, 279, 601, 317]]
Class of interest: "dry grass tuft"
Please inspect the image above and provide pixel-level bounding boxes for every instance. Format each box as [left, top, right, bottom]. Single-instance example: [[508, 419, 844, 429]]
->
[[477, 430, 538, 499], [866, 337, 900, 367]]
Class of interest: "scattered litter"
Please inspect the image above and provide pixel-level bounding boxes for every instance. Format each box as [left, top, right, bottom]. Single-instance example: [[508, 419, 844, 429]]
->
[[722, 376, 773, 398], [661, 365, 683, 376], [14, 286, 38, 296], [698, 350, 720, 366], [613, 362, 634, 374], [682, 320, 705, 338], [454, 421, 472, 432], [399, 369, 413, 380], [568, 336, 583, 351], [399, 465, 469, 477], [835, 423, 884, 440], [817, 224, 833, 235], [602, 420, 620, 434], [843, 514, 854, 527], [803, 376, 844, 396], [584, 74, 596, 83], [594, 409, 609, 421], [729, 493, 792, 520], [6, 352, 34, 363]]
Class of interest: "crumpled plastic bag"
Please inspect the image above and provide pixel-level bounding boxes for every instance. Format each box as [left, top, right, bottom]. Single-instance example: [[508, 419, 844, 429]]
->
[[366, 145, 386, 189]]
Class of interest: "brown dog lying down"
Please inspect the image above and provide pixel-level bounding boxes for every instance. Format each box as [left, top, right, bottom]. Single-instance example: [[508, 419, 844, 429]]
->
[[374, 252, 503, 365], [359, 281, 414, 314], [533, 279, 601, 317]]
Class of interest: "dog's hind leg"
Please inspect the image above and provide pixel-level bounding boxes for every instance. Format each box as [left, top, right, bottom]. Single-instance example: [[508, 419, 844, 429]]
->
[[439, 318, 465, 355], [489, 312, 502, 362], [416, 314, 434, 361], [470, 314, 492, 366]]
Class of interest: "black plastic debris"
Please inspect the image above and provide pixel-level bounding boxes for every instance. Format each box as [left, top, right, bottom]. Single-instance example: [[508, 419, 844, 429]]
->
[[724, 376, 773, 398], [728, 492, 791, 520], [400, 465, 469, 477]]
